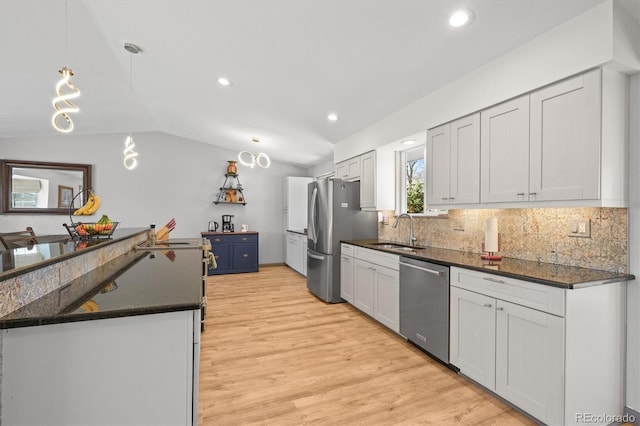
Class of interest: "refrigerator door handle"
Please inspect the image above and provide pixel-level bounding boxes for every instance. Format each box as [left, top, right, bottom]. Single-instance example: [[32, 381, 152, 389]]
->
[[309, 186, 319, 244], [308, 252, 325, 261]]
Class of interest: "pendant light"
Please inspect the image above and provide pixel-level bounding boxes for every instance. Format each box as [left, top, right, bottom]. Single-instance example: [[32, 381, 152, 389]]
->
[[123, 42, 141, 170], [51, 0, 80, 133], [238, 137, 271, 169]]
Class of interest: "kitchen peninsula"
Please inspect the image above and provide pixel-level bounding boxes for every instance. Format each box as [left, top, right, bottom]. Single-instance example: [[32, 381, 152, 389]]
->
[[0, 229, 208, 426]]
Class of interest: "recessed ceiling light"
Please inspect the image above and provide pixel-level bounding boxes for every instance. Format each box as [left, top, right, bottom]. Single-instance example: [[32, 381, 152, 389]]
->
[[327, 113, 339, 122], [402, 140, 418, 146], [449, 9, 474, 27], [218, 77, 231, 86]]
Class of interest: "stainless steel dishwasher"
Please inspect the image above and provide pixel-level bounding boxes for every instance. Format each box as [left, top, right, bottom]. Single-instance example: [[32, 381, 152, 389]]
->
[[399, 256, 450, 364]]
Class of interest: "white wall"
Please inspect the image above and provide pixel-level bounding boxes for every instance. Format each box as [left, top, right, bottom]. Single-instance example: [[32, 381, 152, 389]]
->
[[0, 132, 309, 264], [334, 0, 624, 162], [307, 159, 334, 179], [627, 73, 640, 413]]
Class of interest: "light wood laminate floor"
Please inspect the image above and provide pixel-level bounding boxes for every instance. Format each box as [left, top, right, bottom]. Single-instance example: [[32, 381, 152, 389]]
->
[[198, 265, 536, 425]]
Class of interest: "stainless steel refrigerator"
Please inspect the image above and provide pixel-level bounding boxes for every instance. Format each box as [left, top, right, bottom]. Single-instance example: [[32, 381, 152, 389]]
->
[[307, 179, 378, 302]]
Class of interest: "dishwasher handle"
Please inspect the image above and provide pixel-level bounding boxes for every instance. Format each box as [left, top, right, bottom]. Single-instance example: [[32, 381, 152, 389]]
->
[[400, 261, 444, 277]]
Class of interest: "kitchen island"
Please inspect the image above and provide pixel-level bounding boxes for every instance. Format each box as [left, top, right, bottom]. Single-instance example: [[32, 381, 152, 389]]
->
[[0, 231, 207, 426]]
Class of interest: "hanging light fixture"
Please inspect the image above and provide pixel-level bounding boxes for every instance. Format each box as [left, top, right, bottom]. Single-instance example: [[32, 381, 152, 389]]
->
[[238, 137, 271, 168], [51, 0, 80, 133], [123, 42, 141, 170]]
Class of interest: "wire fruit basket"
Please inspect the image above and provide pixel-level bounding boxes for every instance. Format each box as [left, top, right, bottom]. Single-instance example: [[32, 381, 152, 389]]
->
[[62, 189, 119, 241]]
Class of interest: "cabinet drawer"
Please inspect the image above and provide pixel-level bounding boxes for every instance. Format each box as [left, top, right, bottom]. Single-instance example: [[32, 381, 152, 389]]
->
[[354, 246, 399, 271], [210, 234, 257, 244], [450, 267, 565, 317], [341, 243, 354, 257]]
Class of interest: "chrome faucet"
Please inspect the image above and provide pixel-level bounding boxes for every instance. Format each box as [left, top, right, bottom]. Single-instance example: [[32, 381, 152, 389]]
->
[[392, 213, 417, 247]]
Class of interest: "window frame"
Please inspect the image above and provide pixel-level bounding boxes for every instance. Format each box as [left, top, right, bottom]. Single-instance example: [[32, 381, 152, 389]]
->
[[396, 144, 447, 217]]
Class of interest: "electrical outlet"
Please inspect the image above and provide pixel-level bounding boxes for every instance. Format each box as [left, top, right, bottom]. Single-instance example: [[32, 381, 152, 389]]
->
[[568, 219, 591, 238]]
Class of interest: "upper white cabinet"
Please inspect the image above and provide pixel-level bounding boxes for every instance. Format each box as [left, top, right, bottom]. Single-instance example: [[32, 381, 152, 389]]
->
[[335, 150, 394, 211], [480, 95, 530, 203], [335, 156, 361, 181], [528, 69, 601, 202], [427, 113, 480, 207], [429, 68, 629, 208]]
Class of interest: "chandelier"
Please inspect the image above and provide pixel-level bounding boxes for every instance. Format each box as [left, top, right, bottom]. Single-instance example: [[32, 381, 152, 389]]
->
[[123, 42, 141, 170], [238, 137, 271, 168], [51, 0, 80, 133]]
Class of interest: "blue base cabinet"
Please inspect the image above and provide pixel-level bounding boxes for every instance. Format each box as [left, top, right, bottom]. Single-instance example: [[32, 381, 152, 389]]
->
[[202, 232, 259, 275]]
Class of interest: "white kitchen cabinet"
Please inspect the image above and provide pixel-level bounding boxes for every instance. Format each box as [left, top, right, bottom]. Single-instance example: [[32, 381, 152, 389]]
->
[[335, 156, 361, 181], [353, 258, 375, 316], [449, 286, 496, 389], [426, 113, 480, 207], [347, 245, 400, 333], [359, 149, 395, 211], [529, 69, 601, 202], [2, 310, 200, 426], [480, 95, 530, 203], [340, 244, 355, 303], [285, 231, 306, 276], [450, 266, 625, 426], [372, 264, 399, 332], [283, 176, 313, 230]]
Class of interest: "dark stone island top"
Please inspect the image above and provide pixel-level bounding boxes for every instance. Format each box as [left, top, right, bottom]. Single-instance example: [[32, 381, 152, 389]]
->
[[344, 239, 635, 289], [0, 244, 204, 329], [0, 228, 148, 280]]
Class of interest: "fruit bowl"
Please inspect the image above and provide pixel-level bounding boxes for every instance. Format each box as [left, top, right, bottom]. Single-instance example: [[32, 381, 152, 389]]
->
[[63, 221, 119, 241]]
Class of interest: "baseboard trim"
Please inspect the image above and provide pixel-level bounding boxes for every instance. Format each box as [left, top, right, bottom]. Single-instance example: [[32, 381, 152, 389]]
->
[[259, 263, 286, 267], [624, 406, 639, 425]]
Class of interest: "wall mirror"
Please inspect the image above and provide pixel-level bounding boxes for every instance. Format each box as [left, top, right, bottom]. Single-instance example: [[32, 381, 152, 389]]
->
[[1, 160, 92, 214]]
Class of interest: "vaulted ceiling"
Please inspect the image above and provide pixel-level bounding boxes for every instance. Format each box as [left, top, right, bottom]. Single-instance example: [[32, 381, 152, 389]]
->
[[0, 0, 608, 166]]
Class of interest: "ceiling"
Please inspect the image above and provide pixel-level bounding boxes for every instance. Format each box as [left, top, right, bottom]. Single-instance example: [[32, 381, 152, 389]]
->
[[0, 0, 608, 167]]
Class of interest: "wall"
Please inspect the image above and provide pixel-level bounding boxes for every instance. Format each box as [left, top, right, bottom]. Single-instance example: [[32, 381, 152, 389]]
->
[[627, 72, 640, 414], [307, 159, 334, 179], [379, 208, 628, 273], [0, 132, 309, 264]]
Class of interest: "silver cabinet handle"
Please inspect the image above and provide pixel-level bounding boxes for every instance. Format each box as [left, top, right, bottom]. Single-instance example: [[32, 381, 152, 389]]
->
[[516, 192, 525, 196], [483, 303, 492, 308], [442, 197, 448, 201], [483, 277, 505, 284], [529, 192, 537, 195], [496, 307, 504, 311], [400, 262, 443, 277]]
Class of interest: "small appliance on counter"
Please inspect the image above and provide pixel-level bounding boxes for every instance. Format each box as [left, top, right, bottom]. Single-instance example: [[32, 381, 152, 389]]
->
[[208, 221, 219, 232], [222, 215, 234, 233]]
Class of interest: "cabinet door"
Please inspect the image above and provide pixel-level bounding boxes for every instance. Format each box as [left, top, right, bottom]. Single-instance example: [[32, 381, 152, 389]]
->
[[359, 151, 376, 209], [340, 254, 355, 303], [353, 258, 374, 316], [426, 123, 451, 205], [301, 237, 308, 277], [346, 157, 361, 181], [480, 95, 530, 203], [335, 161, 348, 180], [495, 300, 564, 426], [207, 237, 231, 274], [450, 114, 480, 204], [529, 69, 601, 201], [449, 286, 496, 389], [373, 265, 399, 332], [285, 233, 296, 268], [232, 243, 258, 272]]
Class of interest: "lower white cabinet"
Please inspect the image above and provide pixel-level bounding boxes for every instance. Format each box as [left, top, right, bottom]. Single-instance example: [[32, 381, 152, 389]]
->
[[343, 244, 399, 333], [340, 245, 355, 303], [2, 310, 200, 426], [450, 266, 625, 426], [285, 231, 307, 276]]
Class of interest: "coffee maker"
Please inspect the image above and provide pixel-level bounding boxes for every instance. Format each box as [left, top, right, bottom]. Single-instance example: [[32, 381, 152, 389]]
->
[[222, 215, 234, 233]]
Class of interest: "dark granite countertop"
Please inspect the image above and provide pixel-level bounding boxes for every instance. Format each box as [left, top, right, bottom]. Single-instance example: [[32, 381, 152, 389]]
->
[[0, 247, 203, 329], [0, 228, 148, 281], [201, 231, 259, 236], [287, 229, 307, 235], [344, 239, 635, 289]]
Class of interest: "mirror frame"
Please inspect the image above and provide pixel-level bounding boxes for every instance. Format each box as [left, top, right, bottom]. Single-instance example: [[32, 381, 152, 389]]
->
[[1, 159, 92, 215]]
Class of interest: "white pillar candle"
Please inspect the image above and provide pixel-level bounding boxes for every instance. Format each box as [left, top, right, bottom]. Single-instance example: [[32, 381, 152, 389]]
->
[[485, 217, 499, 253]]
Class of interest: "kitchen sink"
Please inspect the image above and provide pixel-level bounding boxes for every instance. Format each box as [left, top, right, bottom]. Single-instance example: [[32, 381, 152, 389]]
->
[[371, 243, 425, 251]]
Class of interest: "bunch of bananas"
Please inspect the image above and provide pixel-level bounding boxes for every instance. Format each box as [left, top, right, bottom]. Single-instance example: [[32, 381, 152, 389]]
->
[[73, 190, 101, 216]]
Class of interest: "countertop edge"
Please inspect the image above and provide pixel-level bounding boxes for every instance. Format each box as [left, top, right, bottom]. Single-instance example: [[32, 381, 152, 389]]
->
[[342, 239, 635, 289]]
